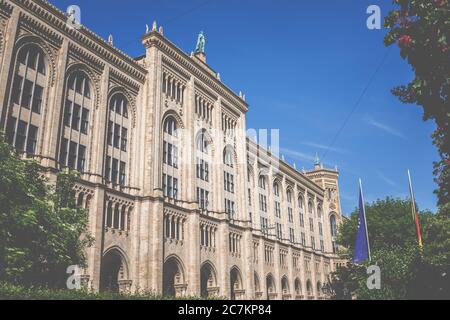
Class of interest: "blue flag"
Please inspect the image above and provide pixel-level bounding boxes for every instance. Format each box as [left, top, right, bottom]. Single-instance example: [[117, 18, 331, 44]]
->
[[353, 181, 370, 264]]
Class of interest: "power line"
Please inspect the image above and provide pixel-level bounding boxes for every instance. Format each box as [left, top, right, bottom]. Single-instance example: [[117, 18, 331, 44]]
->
[[322, 47, 392, 162]]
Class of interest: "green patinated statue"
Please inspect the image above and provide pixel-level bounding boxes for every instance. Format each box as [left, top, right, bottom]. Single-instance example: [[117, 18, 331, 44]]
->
[[195, 31, 206, 54]]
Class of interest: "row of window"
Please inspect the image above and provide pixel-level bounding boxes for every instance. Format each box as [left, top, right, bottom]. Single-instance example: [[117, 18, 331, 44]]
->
[[7, 46, 132, 186]]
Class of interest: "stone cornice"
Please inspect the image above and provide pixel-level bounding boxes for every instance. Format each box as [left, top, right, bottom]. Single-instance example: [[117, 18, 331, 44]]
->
[[9, 0, 147, 83], [142, 31, 248, 114], [0, 0, 13, 18], [247, 138, 325, 195]]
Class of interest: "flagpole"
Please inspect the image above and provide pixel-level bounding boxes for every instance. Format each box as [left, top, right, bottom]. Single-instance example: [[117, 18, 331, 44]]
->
[[408, 170, 416, 222], [408, 170, 423, 249], [359, 179, 371, 262]]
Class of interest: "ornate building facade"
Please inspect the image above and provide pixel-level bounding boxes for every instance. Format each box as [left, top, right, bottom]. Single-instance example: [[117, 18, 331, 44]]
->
[[0, 0, 344, 300]]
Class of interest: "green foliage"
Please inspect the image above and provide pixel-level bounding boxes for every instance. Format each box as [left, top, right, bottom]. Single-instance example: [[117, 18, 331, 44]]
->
[[0, 134, 93, 288], [332, 198, 450, 299], [0, 282, 222, 300], [384, 0, 450, 207]]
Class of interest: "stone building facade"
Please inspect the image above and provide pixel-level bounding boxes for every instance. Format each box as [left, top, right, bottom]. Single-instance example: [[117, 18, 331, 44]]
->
[[0, 0, 344, 300]]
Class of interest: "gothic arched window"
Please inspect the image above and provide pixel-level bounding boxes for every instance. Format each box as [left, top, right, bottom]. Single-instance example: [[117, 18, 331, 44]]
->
[[196, 131, 211, 210], [105, 93, 130, 186], [223, 146, 235, 219], [59, 71, 92, 172], [330, 214, 339, 253], [162, 116, 180, 200], [6, 44, 48, 154]]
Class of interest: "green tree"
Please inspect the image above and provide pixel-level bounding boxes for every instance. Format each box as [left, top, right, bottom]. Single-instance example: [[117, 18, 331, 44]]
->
[[331, 198, 450, 299], [0, 134, 93, 288], [384, 0, 450, 207]]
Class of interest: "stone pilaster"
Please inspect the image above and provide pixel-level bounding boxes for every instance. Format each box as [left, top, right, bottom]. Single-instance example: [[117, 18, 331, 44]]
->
[[0, 7, 19, 129], [88, 186, 106, 291], [217, 220, 230, 298], [89, 65, 109, 183], [186, 210, 201, 296], [40, 38, 68, 168]]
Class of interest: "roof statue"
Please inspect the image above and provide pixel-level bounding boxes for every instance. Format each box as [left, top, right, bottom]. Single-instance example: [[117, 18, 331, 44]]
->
[[195, 31, 206, 54]]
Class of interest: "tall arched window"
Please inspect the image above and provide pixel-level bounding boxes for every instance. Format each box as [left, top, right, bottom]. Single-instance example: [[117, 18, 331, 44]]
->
[[6, 44, 47, 154], [104, 93, 130, 186], [223, 146, 235, 219], [258, 175, 269, 235], [287, 189, 293, 224], [273, 182, 281, 219], [258, 175, 266, 190], [317, 204, 324, 251], [196, 130, 210, 210], [162, 116, 179, 200], [308, 199, 315, 250], [59, 71, 92, 172], [273, 182, 279, 197], [330, 214, 338, 253], [298, 195, 305, 244]]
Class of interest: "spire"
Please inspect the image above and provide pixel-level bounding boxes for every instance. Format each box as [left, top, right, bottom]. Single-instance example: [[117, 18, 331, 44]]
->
[[314, 152, 322, 170], [152, 21, 157, 31], [315, 153, 320, 166], [108, 34, 114, 46]]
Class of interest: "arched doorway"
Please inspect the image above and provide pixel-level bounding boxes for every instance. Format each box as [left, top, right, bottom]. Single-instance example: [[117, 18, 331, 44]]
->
[[230, 267, 244, 300], [294, 278, 302, 299], [200, 262, 218, 297], [163, 256, 186, 297], [266, 274, 276, 300], [99, 248, 130, 293], [281, 276, 290, 299], [306, 280, 313, 299]]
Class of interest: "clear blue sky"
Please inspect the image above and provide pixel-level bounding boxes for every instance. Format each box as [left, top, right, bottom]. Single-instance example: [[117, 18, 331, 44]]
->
[[54, 0, 439, 215]]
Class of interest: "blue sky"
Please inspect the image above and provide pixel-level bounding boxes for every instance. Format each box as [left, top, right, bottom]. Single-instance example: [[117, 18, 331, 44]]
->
[[55, 0, 439, 214]]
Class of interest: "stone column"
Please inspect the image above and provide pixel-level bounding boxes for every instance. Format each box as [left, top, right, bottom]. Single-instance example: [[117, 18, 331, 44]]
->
[[38, 37, 68, 167], [88, 186, 106, 291], [89, 65, 109, 183], [258, 237, 266, 299], [149, 199, 165, 293], [186, 209, 201, 296], [217, 220, 230, 297], [300, 250, 307, 300], [242, 228, 254, 299], [287, 246, 295, 299], [273, 241, 281, 300]]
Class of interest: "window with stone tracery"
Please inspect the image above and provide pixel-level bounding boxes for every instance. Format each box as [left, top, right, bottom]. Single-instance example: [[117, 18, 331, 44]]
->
[[195, 93, 213, 124], [104, 93, 130, 186], [162, 116, 180, 200], [196, 130, 211, 210], [164, 213, 185, 241], [200, 223, 216, 248], [104, 200, 132, 232], [162, 71, 184, 106], [6, 44, 48, 155], [59, 71, 92, 172]]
